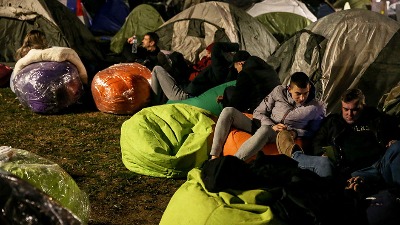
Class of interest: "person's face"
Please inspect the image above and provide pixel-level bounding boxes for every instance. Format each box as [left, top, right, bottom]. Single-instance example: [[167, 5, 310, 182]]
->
[[234, 61, 244, 73], [341, 99, 364, 124], [288, 84, 310, 105], [141, 35, 154, 50]]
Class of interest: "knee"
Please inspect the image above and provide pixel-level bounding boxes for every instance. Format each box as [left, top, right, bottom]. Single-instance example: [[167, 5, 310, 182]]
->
[[317, 157, 334, 177], [220, 107, 237, 118]]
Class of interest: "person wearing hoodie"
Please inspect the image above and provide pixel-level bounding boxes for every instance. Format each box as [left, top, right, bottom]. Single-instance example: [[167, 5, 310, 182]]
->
[[210, 72, 326, 161], [219, 55, 281, 113]]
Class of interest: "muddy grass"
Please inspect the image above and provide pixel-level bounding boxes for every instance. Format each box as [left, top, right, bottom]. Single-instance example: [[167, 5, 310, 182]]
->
[[0, 88, 185, 225]]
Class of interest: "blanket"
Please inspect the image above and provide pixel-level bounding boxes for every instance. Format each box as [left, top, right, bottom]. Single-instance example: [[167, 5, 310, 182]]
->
[[12, 47, 88, 85]]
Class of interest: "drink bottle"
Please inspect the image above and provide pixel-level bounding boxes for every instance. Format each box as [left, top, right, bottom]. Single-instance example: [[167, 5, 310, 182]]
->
[[131, 35, 137, 53]]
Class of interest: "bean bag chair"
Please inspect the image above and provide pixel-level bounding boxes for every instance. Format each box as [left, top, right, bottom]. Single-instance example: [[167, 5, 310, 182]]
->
[[0, 146, 89, 224], [167, 81, 236, 116], [120, 104, 215, 178], [91, 63, 152, 114], [223, 114, 311, 162], [0, 169, 82, 224], [159, 168, 281, 225], [13, 61, 84, 114], [0, 64, 12, 88]]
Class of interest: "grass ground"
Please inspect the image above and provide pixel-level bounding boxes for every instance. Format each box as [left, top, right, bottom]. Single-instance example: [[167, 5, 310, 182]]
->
[[0, 87, 185, 225]]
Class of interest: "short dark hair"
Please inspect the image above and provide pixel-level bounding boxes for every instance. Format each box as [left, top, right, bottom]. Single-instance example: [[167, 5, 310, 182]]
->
[[146, 32, 159, 44], [341, 88, 365, 105], [289, 72, 310, 89], [232, 50, 251, 63]]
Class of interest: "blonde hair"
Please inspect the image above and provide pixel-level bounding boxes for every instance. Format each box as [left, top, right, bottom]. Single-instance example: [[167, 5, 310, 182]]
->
[[15, 30, 48, 60]]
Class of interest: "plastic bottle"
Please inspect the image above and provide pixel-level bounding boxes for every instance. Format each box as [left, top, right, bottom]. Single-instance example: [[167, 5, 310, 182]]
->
[[131, 35, 137, 53]]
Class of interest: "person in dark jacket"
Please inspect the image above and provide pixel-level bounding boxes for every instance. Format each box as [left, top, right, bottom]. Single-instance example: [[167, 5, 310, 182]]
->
[[219, 56, 281, 113], [150, 42, 244, 105], [123, 32, 160, 70], [277, 88, 400, 190]]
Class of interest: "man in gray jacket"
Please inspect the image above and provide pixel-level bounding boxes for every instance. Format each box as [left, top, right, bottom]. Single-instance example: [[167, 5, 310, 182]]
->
[[210, 72, 326, 161]]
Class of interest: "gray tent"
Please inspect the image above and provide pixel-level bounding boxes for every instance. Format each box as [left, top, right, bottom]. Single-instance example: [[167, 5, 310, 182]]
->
[[154, 1, 279, 63], [0, 0, 103, 64], [267, 9, 400, 114]]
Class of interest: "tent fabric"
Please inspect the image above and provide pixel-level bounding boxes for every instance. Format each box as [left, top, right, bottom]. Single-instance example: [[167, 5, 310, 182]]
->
[[110, 4, 165, 54], [267, 9, 400, 114], [155, 1, 279, 63], [246, 0, 318, 22], [255, 12, 312, 43], [90, 0, 130, 35], [0, 146, 89, 224], [0, 0, 103, 64], [159, 168, 279, 225], [120, 104, 215, 178], [333, 0, 371, 9], [167, 80, 236, 116]]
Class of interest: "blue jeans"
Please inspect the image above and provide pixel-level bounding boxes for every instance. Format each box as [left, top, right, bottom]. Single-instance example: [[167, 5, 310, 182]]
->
[[293, 141, 400, 187], [351, 140, 400, 187], [293, 151, 334, 177]]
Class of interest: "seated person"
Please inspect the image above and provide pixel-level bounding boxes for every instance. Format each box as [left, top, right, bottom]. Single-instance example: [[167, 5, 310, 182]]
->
[[219, 56, 281, 113], [210, 72, 326, 161], [15, 29, 48, 60], [277, 88, 400, 193], [189, 43, 214, 81], [124, 32, 160, 70], [150, 42, 246, 105]]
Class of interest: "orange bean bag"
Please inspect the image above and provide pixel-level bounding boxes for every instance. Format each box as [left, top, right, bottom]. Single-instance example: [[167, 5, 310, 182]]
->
[[91, 63, 152, 114], [222, 113, 310, 162]]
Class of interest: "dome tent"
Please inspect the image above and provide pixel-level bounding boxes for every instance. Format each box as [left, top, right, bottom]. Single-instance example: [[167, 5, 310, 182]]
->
[[0, 0, 103, 64], [110, 4, 165, 54], [267, 9, 400, 114], [154, 1, 279, 63]]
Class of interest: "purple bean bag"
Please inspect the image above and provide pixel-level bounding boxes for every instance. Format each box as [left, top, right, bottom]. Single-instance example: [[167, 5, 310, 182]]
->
[[13, 61, 84, 114]]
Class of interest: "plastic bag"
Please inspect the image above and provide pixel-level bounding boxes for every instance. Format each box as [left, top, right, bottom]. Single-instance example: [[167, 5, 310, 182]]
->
[[0, 146, 89, 224]]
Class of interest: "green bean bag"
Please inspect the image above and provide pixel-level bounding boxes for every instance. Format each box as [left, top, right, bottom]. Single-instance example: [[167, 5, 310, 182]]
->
[[120, 104, 215, 178], [160, 168, 283, 225], [167, 81, 236, 116], [0, 146, 89, 224]]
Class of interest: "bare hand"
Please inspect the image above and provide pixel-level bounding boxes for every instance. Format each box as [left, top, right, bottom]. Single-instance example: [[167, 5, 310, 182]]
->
[[127, 36, 133, 44], [345, 176, 365, 193], [387, 140, 397, 148], [272, 123, 287, 132]]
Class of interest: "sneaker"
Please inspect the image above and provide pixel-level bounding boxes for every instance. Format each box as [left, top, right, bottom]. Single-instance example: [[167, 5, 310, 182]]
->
[[276, 130, 302, 157]]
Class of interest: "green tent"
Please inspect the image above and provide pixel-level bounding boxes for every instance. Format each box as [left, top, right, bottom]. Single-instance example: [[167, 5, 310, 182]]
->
[[0, 0, 103, 64], [110, 4, 165, 54]]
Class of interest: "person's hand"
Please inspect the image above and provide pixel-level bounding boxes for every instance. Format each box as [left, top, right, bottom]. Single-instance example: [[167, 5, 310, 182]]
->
[[216, 95, 223, 103], [272, 123, 287, 132], [387, 140, 397, 148], [345, 176, 365, 193], [127, 36, 133, 44]]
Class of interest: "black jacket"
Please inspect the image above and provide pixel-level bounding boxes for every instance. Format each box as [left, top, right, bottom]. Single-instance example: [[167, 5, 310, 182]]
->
[[224, 56, 281, 113], [184, 42, 238, 96], [312, 106, 400, 173]]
